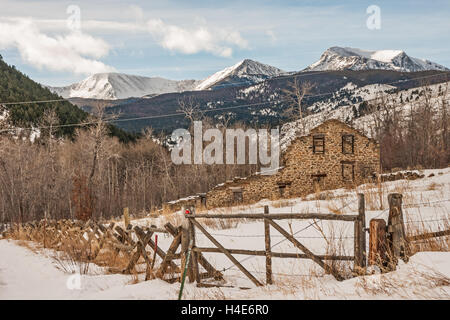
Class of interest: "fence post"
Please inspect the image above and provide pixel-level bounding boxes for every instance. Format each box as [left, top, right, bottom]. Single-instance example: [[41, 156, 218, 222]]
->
[[354, 194, 365, 271], [181, 207, 190, 282], [188, 207, 200, 284], [368, 219, 387, 270], [264, 205, 272, 285], [387, 193, 409, 270], [182, 206, 199, 283], [123, 207, 130, 229], [358, 193, 366, 268]]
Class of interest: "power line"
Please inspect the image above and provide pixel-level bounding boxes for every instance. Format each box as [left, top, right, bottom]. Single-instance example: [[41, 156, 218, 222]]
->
[[206, 70, 335, 89], [1, 70, 448, 107], [0, 99, 67, 105], [2, 94, 449, 134], [1, 71, 449, 133], [187, 69, 449, 91]]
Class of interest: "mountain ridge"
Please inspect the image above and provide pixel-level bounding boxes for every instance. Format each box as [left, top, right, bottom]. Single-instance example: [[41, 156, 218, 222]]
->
[[195, 59, 286, 90], [48, 73, 200, 100], [47, 59, 287, 100], [304, 46, 449, 72]]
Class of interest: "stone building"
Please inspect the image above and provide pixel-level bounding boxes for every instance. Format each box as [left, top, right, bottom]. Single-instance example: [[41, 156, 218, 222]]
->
[[164, 119, 380, 211]]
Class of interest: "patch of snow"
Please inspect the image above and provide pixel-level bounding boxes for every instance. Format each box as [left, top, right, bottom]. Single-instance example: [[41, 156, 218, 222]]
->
[[1, 168, 449, 299], [305, 46, 449, 72], [195, 59, 285, 91], [48, 73, 200, 100]]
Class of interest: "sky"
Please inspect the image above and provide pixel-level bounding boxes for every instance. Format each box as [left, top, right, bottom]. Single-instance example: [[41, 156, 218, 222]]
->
[[0, 0, 449, 86]]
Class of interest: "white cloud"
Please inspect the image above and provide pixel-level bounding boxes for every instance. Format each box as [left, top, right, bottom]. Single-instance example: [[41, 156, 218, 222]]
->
[[265, 30, 277, 43], [0, 18, 115, 75], [127, 5, 145, 23], [147, 19, 248, 57]]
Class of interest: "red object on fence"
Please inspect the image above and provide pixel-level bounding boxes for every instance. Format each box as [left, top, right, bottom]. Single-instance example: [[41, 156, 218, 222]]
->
[[185, 209, 191, 215]]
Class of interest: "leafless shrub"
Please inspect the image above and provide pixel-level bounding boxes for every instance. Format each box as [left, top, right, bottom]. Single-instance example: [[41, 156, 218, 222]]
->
[[51, 238, 92, 275]]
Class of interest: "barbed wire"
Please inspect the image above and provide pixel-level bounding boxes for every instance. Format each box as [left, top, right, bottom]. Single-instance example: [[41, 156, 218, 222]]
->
[[218, 220, 318, 273], [227, 267, 318, 278], [196, 232, 355, 239], [410, 238, 450, 244], [372, 198, 450, 219], [404, 198, 450, 207], [404, 217, 449, 224], [201, 196, 448, 277]]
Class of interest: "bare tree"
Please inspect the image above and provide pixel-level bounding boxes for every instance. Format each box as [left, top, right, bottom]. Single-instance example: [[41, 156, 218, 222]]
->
[[282, 78, 313, 135], [177, 96, 204, 124]]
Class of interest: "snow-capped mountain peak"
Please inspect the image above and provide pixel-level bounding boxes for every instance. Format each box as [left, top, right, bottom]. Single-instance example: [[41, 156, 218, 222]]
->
[[48, 59, 285, 99], [305, 46, 449, 72], [195, 59, 286, 91], [48, 73, 199, 100]]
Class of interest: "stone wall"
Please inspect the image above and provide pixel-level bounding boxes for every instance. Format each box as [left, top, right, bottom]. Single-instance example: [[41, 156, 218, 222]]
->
[[205, 119, 380, 208]]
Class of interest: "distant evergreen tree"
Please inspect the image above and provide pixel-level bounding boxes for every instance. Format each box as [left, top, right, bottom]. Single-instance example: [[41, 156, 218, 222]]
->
[[352, 105, 358, 118], [0, 56, 136, 142], [358, 101, 370, 117]]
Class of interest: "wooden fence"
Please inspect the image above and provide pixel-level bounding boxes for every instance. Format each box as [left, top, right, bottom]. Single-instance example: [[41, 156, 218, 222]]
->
[[180, 193, 367, 286], [1, 214, 223, 284], [369, 193, 450, 271], [2, 192, 448, 288]]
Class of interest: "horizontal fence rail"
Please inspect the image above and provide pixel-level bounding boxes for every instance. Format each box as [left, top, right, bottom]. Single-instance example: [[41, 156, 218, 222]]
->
[[193, 247, 354, 261], [189, 213, 359, 221], [3, 192, 447, 290], [407, 229, 450, 242], [181, 196, 367, 285]]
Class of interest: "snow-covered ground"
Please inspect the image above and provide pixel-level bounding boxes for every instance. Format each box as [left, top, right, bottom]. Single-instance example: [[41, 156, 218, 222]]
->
[[1, 168, 449, 299]]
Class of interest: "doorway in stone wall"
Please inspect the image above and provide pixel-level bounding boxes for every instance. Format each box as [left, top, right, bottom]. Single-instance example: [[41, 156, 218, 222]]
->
[[312, 174, 327, 193], [277, 182, 291, 198], [230, 187, 243, 204]]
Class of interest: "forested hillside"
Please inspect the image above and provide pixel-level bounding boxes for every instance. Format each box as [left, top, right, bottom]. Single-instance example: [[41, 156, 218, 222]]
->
[[0, 55, 136, 142]]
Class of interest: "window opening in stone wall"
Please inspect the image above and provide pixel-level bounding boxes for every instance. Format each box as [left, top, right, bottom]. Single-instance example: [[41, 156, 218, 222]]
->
[[278, 185, 286, 197], [342, 134, 354, 154], [341, 162, 355, 181], [313, 135, 325, 154], [312, 174, 326, 192], [233, 190, 243, 203]]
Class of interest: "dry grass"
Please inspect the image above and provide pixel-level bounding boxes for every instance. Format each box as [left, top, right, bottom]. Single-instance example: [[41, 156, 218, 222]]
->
[[407, 216, 450, 254], [356, 268, 450, 299], [187, 287, 228, 300], [95, 249, 130, 271], [16, 240, 40, 254], [161, 214, 183, 228], [427, 182, 443, 191], [357, 182, 386, 211], [326, 202, 345, 215], [6, 221, 139, 276], [51, 245, 92, 275], [309, 190, 334, 201], [271, 200, 297, 209], [4, 168, 449, 299]]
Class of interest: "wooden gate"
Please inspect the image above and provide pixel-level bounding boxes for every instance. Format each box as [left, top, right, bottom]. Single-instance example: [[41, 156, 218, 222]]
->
[[181, 194, 367, 286]]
